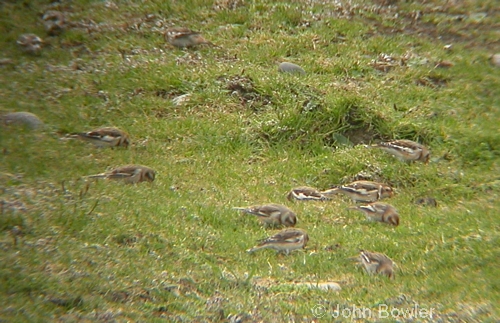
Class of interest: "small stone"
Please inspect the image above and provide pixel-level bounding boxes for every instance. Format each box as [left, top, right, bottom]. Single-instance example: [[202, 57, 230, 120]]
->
[[290, 281, 342, 291], [1, 112, 44, 130], [490, 54, 500, 67], [278, 62, 306, 75]]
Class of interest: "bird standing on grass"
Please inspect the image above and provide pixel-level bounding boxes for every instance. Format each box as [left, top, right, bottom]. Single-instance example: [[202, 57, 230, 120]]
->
[[86, 165, 155, 184], [165, 27, 215, 49], [17, 34, 43, 55], [43, 10, 65, 35], [69, 127, 130, 148], [286, 186, 331, 201], [233, 204, 297, 227], [324, 181, 394, 203], [369, 139, 430, 163], [347, 202, 400, 226], [356, 250, 395, 279], [247, 228, 309, 255]]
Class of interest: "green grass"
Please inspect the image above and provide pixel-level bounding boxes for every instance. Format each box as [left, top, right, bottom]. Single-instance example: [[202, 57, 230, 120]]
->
[[1, 0, 499, 321]]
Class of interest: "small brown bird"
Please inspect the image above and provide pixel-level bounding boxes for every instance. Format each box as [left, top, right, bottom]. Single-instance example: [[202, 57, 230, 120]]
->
[[348, 202, 400, 226], [324, 181, 394, 203], [370, 139, 430, 163], [165, 27, 215, 48], [247, 228, 309, 255], [287, 186, 330, 201], [86, 165, 156, 184], [357, 250, 395, 279], [43, 10, 65, 35], [17, 34, 43, 55], [233, 204, 297, 227], [70, 127, 130, 148]]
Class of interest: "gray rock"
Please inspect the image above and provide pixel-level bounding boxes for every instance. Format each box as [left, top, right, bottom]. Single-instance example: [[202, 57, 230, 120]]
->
[[278, 62, 306, 75], [1, 111, 44, 130]]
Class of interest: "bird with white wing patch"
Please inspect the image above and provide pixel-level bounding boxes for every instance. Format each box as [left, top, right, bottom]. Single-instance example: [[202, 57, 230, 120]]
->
[[369, 139, 430, 163], [233, 203, 297, 227]]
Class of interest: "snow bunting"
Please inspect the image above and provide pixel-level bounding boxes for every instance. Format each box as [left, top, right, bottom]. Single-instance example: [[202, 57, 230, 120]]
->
[[86, 165, 155, 184], [247, 228, 309, 255], [70, 127, 130, 148], [233, 203, 297, 227], [370, 139, 430, 163], [358, 250, 395, 279], [287, 186, 330, 201], [324, 181, 394, 203], [348, 202, 399, 226], [43, 10, 65, 35], [165, 27, 215, 48], [17, 34, 43, 55]]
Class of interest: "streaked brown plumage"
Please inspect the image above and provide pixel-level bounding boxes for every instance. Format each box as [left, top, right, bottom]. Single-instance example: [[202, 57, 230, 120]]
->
[[72, 127, 130, 148], [324, 181, 394, 203], [17, 34, 43, 55], [357, 250, 395, 279], [286, 186, 330, 201], [165, 27, 215, 48], [234, 204, 296, 227], [348, 202, 400, 226], [247, 228, 309, 255], [370, 139, 430, 163], [86, 165, 155, 184]]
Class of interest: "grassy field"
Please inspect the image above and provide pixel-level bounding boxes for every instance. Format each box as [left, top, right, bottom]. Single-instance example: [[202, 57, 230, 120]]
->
[[1, 0, 499, 322]]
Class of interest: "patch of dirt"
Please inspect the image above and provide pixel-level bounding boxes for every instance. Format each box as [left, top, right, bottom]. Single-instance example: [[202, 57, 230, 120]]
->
[[414, 196, 438, 207], [153, 88, 185, 100], [113, 233, 142, 246], [104, 288, 155, 303], [367, 5, 500, 50], [218, 74, 272, 110], [340, 165, 387, 184], [213, 0, 246, 11], [47, 295, 83, 309], [343, 125, 380, 145], [306, 0, 499, 50], [416, 74, 450, 88], [337, 105, 383, 145]]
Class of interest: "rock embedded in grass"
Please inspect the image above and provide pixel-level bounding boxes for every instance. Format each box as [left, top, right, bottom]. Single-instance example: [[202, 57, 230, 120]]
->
[[490, 54, 500, 67], [278, 62, 306, 75], [1, 111, 44, 130], [289, 282, 342, 291]]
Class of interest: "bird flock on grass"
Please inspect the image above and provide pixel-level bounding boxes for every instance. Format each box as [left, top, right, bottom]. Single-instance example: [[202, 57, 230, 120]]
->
[[7, 11, 437, 281]]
